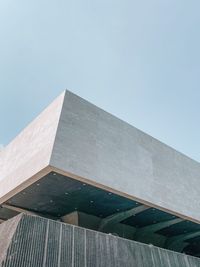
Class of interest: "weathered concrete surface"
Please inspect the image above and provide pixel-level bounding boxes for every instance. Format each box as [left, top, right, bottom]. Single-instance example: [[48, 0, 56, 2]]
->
[[51, 90, 200, 223], [1, 214, 200, 267]]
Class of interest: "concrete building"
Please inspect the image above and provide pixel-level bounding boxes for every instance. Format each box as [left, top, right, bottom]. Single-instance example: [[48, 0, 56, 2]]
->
[[1, 90, 200, 266]]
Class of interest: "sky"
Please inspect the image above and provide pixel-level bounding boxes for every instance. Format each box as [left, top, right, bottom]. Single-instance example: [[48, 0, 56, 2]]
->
[[0, 0, 200, 161]]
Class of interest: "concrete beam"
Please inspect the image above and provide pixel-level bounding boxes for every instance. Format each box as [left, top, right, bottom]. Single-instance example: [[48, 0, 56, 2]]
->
[[136, 218, 182, 236], [2, 204, 58, 220], [98, 205, 150, 231], [2, 204, 37, 216], [62, 211, 137, 239], [166, 230, 200, 252], [62, 211, 79, 226], [167, 230, 200, 244]]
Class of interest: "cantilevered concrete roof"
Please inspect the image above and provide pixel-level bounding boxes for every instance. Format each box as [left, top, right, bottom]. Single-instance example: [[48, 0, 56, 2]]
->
[[1, 89, 200, 225]]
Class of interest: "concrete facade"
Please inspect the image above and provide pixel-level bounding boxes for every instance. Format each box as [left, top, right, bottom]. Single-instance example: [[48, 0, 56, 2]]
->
[[51, 91, 200, 223], [1, 90, 200, 262], [1, 90, 200, 223]]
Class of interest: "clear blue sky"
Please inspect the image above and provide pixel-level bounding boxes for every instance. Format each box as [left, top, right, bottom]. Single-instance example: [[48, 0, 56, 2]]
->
[[0, 1, 200, 161]]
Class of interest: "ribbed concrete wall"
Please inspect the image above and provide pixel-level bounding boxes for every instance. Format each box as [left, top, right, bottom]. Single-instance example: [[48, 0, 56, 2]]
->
[[1, 214, 200, 267], [0, 214, 22, 265]]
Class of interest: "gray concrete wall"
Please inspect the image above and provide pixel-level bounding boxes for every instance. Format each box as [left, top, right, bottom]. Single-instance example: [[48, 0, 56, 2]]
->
[[0, 92, 65, 202], [1, 89, 200, 224], [51, 90, 200, 223], [1, 214, 200, 267]]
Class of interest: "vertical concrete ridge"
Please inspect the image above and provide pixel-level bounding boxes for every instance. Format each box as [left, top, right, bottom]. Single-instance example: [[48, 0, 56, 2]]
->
[[1, 214, 200, 266], [49, 89, 68, 167], [45, 90, 66, 165], [49, 89, 78, 167], [0, 214, 23, 266]]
